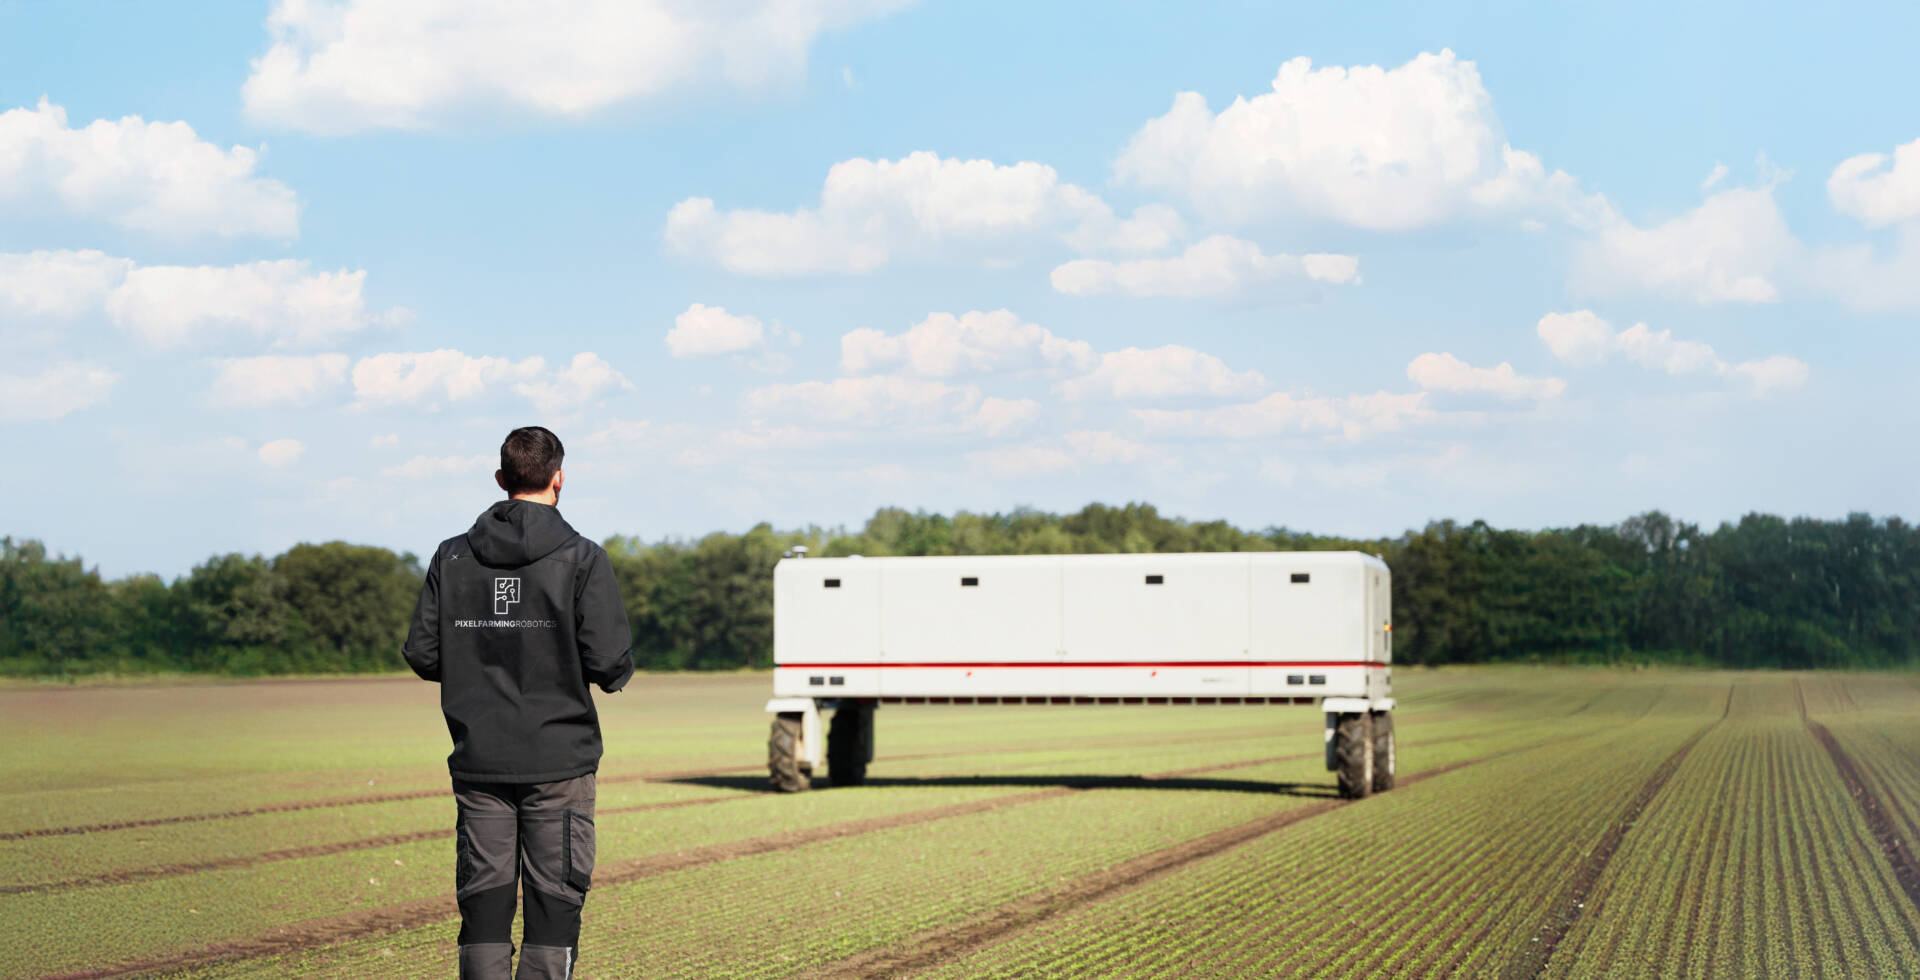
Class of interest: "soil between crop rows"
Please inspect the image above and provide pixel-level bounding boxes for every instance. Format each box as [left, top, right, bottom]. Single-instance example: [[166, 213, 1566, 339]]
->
[[1806, 718, 1920, 919], [1796, 676, 1920, 919], [1499, 686, 1733, 980], [0, 727, 1305, 843], [811, 754, 1497, 979], [7, 726, 1514, 902], [15, 670, 1918, 980], [28, 751, 1334, 980], [121, 733, 1580, 980]]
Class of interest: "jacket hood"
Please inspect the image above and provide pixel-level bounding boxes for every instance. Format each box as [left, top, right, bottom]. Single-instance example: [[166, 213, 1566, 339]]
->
[[467, 499, 578, 568]]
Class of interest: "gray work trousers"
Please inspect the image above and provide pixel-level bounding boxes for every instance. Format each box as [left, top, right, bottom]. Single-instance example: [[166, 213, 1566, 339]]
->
[[452, 773, 596, 980]]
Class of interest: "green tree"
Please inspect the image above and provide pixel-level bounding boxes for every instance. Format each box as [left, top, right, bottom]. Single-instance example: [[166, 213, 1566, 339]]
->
[[175, 553, 310, 675], [275, 542, 423, 672], [0, 538, 115, 674]]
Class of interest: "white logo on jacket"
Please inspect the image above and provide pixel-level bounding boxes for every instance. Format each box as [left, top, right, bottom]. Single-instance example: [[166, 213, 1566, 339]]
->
[[494, 577, 520, 616]]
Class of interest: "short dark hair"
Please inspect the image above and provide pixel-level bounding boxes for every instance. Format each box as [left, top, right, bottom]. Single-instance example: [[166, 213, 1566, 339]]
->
[[500, 426, 564, 495]]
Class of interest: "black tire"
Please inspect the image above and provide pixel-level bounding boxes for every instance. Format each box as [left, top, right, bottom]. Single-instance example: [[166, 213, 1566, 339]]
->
[[768, 713, 810, 793], [826, 703, 874, 787], [1335, 712, 1374, 800], [1371, 711, 1395, 793]]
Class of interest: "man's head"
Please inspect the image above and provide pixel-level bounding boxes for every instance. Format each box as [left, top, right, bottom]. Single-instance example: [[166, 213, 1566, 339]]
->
[[496, 426, 565, 503]]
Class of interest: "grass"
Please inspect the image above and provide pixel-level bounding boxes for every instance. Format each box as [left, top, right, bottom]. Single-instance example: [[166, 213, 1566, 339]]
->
[[2, 667, 1916, 978]]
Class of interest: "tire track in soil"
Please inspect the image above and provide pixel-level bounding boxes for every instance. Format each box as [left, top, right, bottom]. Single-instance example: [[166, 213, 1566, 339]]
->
[[0, 764, 761, 842], [1498, 684, 1733, 980], [810, 731, 1603, 980], [1344, 724, 1661, 979], [1787, 717, 1881, 971], [4, 740, 1331, 898], [1300, 725, 1640, 979], [0, 792, 749, 897], [7, 690, 1607, 843], [1802, 701, 1920, 932], [6, 730, 1515, 898], [1796, 677, 1920, 964], [28, 752, 1319, 980], [0, 727, 1301, 842]]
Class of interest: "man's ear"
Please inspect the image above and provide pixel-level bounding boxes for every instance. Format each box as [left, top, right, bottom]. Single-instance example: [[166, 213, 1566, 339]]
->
[[495, 470, 508, 493], [551, 469, 564, 494]]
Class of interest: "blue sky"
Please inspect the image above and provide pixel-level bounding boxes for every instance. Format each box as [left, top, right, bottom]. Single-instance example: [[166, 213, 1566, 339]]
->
[[2, 0, 1915, 577]]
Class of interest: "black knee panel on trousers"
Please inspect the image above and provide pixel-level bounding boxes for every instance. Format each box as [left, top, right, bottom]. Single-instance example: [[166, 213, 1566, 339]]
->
[[521, 887, 582, 948], [457, 882, 517, 945]]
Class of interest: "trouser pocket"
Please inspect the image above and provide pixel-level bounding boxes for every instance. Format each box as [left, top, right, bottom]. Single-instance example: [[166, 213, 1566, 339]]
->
[[455, 813, 520, 900], [455, 821, 475, 893], [564, 810, 595, 895]]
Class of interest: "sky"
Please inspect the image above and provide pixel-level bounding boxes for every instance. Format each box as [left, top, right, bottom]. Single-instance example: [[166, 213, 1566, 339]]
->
[[2, 0, 1916, 578]]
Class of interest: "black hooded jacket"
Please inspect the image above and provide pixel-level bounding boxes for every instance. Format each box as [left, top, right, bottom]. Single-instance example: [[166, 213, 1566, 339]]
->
[[402, 499, 635, 783]]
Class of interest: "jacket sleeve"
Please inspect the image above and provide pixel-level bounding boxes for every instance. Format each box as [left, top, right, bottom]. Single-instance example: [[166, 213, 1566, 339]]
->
[[576, 547, 635, 694], [401, 548, 443, 683]]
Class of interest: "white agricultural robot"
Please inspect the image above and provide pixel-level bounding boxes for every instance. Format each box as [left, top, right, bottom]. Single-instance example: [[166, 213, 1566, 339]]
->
[[764, 551, 1396, 799]]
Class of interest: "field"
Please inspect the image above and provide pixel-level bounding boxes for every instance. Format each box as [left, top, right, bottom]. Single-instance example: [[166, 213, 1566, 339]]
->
[[3, 667, 1918, 978]]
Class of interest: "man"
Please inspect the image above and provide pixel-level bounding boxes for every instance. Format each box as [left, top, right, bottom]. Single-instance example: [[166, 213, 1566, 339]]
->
[[403, 426, 634, 980]]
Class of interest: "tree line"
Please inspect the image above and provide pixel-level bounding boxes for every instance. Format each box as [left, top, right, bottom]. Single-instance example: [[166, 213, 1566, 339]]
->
[[4, 505, 1915, 677]]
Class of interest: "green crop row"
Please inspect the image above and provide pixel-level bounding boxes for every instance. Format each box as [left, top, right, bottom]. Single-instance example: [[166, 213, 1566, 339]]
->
[[174, 756, 1330, 978], [914, 710, 1710, 976], [3, 668, 1585, 896], [12, 669, 1916, 979], [5, 721, 1359, 977], [161, 686, 1601, 979], [1547, 677, 1920, 978]]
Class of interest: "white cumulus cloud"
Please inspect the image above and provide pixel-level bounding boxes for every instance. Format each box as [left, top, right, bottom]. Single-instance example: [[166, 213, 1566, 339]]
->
[[666, 151, 1181, 276], [513, 352, 634, 412], [1724, 355, 1812, 396], [970, 429, 1164, 478], [666, 303, 769, 358], [968, 444, 1075, 478], [1064, 429, 1160, 464], [0, 250, 134, 317], [1536, 310, 1808, 396], [1054, 345, 1267, 402], [0, 362, 118, 421], [0, 252, 400, 348], [840, 309, 1095, 377], [107, 261, 378, 348], [1534, 310, 1618, 367], [1113, 50, 1604, 231], [209, 354, 351, 406], [352, 349, 546, 405], [1828, 137, 1920, 227], [1135, 390, 1434, 441], [1050, 235, 1359, 300], [0, 99, 298, 238], [1812, 139, 1920, 312], [1572, 177, 1793, 305], [257, 438, 306, 466], [745, 375, 1038, 435], [1406, 352, 1564, 400], [243, 0, 911, 133]]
